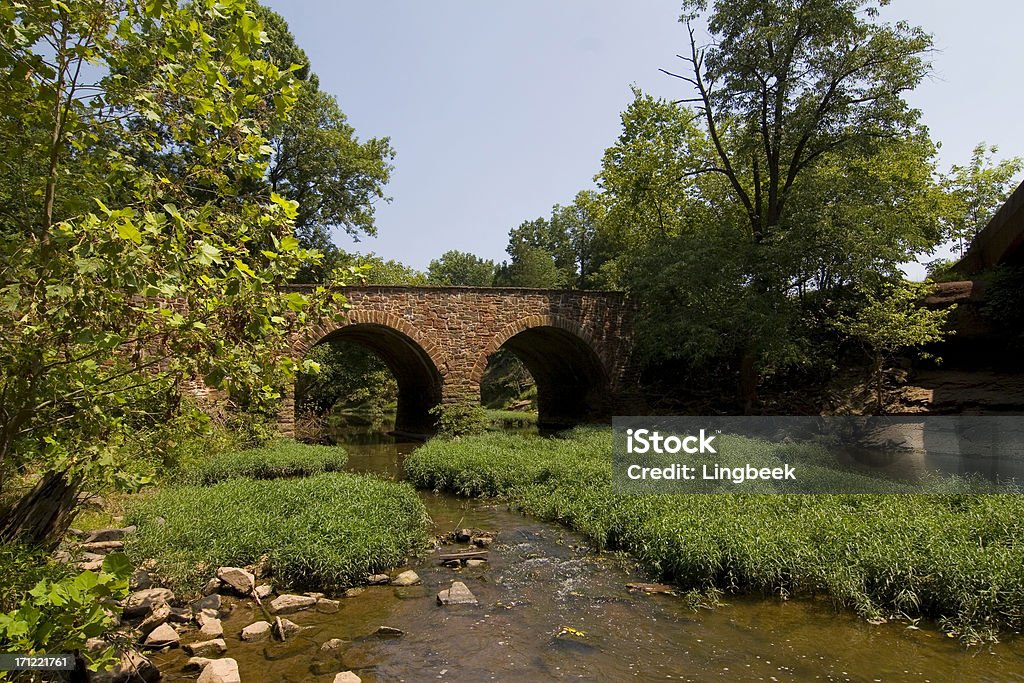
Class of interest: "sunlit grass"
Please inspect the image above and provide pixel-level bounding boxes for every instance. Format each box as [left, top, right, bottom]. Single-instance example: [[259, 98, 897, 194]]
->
[[407, 427, 1024, 642]]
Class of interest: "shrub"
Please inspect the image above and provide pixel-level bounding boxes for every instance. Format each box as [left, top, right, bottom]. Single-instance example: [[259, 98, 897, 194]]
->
[[180, 441, 348, 486], [124, 473, 428, 594], [0, 552, 132, 671], [430, 402, 488, 437]]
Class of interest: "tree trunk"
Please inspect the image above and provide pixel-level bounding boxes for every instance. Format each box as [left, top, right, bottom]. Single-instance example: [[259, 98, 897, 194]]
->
[[738, 349, 759, 415], [0, 470, 82, 550]]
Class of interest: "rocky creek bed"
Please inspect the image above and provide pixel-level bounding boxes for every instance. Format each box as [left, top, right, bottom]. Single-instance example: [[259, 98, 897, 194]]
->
[[60, 431, 1024, 682]]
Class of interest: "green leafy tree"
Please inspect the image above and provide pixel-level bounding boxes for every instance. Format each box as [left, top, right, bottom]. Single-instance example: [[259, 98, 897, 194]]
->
[[427, 250, 496, 286], [494, 245, 565, 288], [836, 281, 953, 411], [0, 0, 339, 547], [942, 142, 1023, 256], [600, 0, 942, 409]]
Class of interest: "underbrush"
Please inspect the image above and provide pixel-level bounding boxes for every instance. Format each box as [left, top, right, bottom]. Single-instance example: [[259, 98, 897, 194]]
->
[[178, 441, 348, 485], [406, 427, 1024, 643], [124, 472, 428, 595]]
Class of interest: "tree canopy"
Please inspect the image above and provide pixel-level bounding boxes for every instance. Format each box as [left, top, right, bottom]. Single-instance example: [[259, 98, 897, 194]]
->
[[0, 0, 340, 545]]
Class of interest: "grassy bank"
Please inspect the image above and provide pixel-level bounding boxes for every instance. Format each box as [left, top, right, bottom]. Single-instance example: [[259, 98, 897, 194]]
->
[[124, 443, 428, 595], [178, 440, 349, 485], [406, 428, 1024, 642]]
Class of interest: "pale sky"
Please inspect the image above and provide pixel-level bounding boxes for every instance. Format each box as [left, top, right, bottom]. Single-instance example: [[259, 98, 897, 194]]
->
[[264, 1, 1024, 279]]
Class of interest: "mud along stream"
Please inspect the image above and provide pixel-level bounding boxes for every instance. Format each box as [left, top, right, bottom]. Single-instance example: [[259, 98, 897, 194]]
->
[[150, 431, 1024, 682]]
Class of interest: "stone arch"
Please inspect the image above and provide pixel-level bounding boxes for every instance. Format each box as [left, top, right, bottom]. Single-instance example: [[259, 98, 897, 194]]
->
[[473, 315, 610, 429], [295, 311, 446, 436]]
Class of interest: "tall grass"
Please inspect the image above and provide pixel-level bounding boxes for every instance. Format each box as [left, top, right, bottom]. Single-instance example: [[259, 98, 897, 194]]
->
[[178, 441, 348, 485], [406, 427, 1024, 642], [124, 472, 428, 594]]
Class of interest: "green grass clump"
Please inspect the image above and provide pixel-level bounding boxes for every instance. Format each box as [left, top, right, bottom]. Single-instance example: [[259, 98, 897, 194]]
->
[[124, 472, 428, 595], [180, 440, 348, 485], [406, 427, 1024, 642]]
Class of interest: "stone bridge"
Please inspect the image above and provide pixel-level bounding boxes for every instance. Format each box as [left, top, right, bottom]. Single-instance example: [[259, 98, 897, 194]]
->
[[279, 286, 637, 436], [957, 179, 1024, 274]]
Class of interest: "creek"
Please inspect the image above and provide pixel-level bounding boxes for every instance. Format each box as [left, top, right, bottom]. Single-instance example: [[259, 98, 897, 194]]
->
[[152, 426, 1024, 682]]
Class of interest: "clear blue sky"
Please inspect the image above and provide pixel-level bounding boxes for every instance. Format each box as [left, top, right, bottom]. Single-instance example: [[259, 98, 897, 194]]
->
[[265, 1, 1024, 278]]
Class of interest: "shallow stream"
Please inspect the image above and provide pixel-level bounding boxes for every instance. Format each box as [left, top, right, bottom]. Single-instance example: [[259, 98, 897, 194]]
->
[[152, 430, 1024, 682]]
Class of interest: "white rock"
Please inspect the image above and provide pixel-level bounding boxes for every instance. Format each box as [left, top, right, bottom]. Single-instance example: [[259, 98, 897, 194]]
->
[[183, 638, 227, 656], [138, 602, 171, 635], [437, 581, 478, 605], [123, 588, 174, 618], [142, 623, 179, 648], [197, 657, 241, 683], [241, 620, 272, 642], [254, 584, 273, 599], [269, 593, 316, 614], [334, 673, 361, 683], [199, 618, 223, 638], [390, 570, 421, 587]]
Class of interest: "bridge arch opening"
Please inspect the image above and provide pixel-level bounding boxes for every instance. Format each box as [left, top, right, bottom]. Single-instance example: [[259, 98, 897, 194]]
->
[[479, 321, 609, 430], [296, 323, 442, 437]]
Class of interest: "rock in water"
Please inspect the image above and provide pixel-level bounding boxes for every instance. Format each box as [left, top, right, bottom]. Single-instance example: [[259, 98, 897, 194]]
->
[[197, 658, 241, 683], [334, 673, 361, 683], [142, 623, 179, 648], [390, 570, 421, 586], [273, 618, 303, 639], [183, 639, 227, 656], [269, 593, 317, 614], [316, 597, 341, 613], [198, 617, 224, 638], [437, 581, 478, 605], [216, 566, 255, 595], [241, 620, 272, 642]]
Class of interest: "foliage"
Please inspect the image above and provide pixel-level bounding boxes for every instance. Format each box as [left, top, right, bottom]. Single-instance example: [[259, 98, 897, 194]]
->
[[327, 251, 427, 286], [429, 403, 489, 438], [493, 245, 565, 288], [125, 471, 428, 594], [298, 342, 397, 418], [498, 193, 614, 289], [180, 441, 347, 485], [0, 0, 344, 544], [407, 428, 1024, 642], [836, 280, 953, 410], [941, 143, 1023, 257], [0, 552, 132, 670], [480, 348, 535, 409], [981, 266, 1024, 359], [575, 1, 949, 401], [427, 250, 497, 286]]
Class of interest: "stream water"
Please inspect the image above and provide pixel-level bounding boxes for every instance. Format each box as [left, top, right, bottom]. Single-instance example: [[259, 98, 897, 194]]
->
[[152, 428, 1024, 682]]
